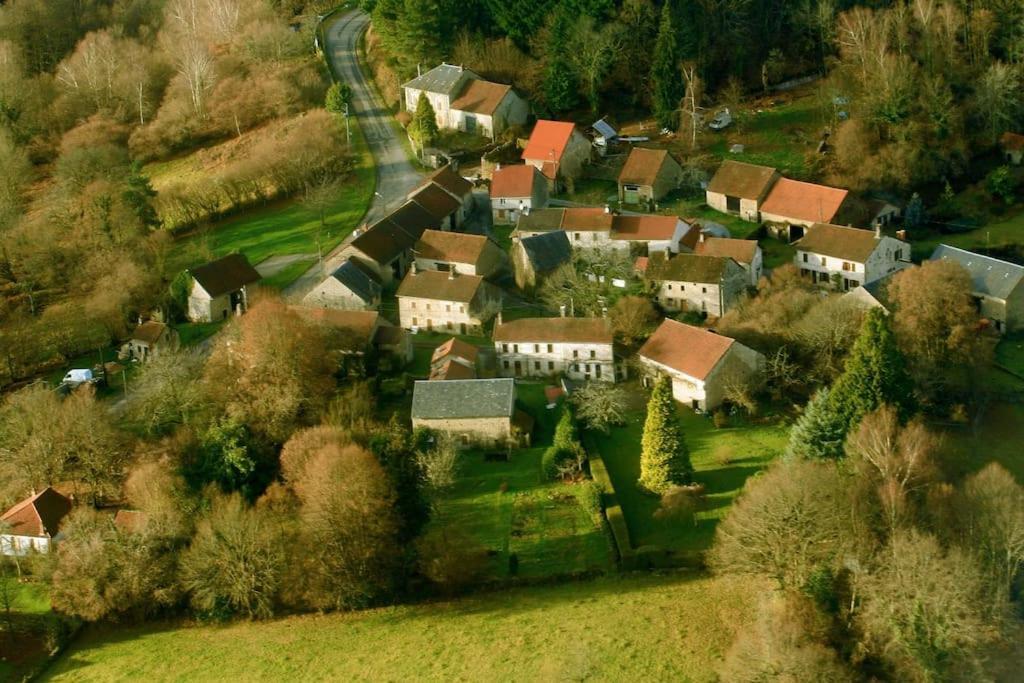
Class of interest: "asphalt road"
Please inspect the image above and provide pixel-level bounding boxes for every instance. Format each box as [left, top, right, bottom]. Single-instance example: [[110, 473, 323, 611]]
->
[[285, 9, 422, 298]]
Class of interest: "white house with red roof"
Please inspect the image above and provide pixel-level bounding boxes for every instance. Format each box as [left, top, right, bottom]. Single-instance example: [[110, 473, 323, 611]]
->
[[638, 319, 763, 411], [490, 164, 549, 224], [759, 178, 850, 241], [1, 487, 73, 556], [521, 120, 591, 190], [515, 207, 694, 255]]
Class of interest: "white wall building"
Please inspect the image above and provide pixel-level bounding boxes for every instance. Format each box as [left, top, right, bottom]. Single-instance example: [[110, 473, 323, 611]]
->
[[493, 315, 621, 382], [794, 223, 910, 291]]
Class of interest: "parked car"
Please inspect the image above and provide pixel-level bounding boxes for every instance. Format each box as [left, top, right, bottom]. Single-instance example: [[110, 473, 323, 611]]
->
[[56, 368, 105, 396], [708, 108, 733, 130]]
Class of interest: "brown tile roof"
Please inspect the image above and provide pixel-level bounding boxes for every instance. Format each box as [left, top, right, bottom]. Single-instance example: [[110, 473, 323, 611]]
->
[[639, 319, 735, 381], [429, 358, 478, 381], [432, 337, 481, 365], [491, 164, 542, 198], [1001, 131, 1024, 151], [522, 120, 577, 164], [618, 147, 676, 187], [387, 200, 440, 239], [419, 165, 473, 201], [795, 222, 880, 263], [707, 160, 778, 200], [562, 207, 614, 232], [190, 253, 261, 298], [415, 230, 489, 265], [409, 183, 462, 221], [493, 317, 612, 344], [397, 269, 485, 303], [131, 321, 168, 345], [351, 218, 418, 263], [649, 253, 733, 283], [450, 79, 511, 115], [695, 237, 759, 264], [760, 178, 848, 224], [611, 215, 684, 241], [1, 487, 72, 538]]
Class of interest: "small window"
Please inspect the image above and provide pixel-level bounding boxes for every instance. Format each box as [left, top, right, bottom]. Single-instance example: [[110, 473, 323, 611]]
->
[[534, 361, 541, 370], [574, 232, 581, 240], [548, 361, 554, 370], [802, 253, 808, 263], [446, 304, 451, 312], [513, 344, 519, 352], [412, 317, 418, 325], [573, 349, 579, 359], [680, 284, 686, 291], [546, 344, 553, 353], [534, 344, 540, 353], [502, 343, 509, 353], [503, 360, 510, 369], [411, 301, 417, 309], [667, 284, 673, 291], [426, 303, 431, 311], [820, 256, 826, 266], [702, 287, 707, 294], [589, 350, 595, 359], [459, 305, 465, 313]]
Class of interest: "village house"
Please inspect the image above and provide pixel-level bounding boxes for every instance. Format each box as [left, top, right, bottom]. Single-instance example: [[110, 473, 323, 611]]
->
[[295, 307, 413, 368], [402, 63, 528, 140], [493, 314, 621, 383], [638, 319, 764, 411], [1, 487, 73, 556], [408, 165, 476, 230], [396, 267, 501, 335], [617, 147, 685, 205], [411, 378, 532, 448], [490, 164, 549, 224], [794, 223, 910, 291], [759, 178, 849, 242], [515, 207, 694, 255], [303, 257, 383, 310], [1000, 132, 1024, 165], [340, 200, 440, 285], [647, 253, 748, 317], [187, 253, 261, 323], [123, 320, 178, 362], [930, 244, 1024, 334], [521, 120, 592, 190], [705, 160, 780, 222], [610, 215, 695, 255], [413, 229, 508, 279], [430, 337, 481, 380], [511, 230, 572, 292], [695, 235, 764, 286]]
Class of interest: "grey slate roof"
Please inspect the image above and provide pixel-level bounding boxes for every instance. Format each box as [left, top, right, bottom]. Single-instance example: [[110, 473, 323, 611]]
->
[[930, 244, 1024, 300], [411, 378, 516, 420], [403, 64, 472, 96], [520, 231, 572, 274], [331, 258, 382, 303]]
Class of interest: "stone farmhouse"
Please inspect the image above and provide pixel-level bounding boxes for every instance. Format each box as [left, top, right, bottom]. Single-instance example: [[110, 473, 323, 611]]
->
[[1, 487, 73, 556], [931, 244, 1024, 334], [490, 164, 549, 225], [430, 337, 480, 380], [408, 166, 476, 230], [493, 315, 621, 383], [522, 120, 592, 190], [705, 160, 780, 222], [396, 267, 501, 335], [303, 257, 383, 310], [794, 223, 910, 291], [647, 253, 749, 317], [187, 253, 261, 323], [638, 319, 764, 411], [413, 229, 508, 279], [759, 177, 849, 242], [617, 147, 684, 205], [695, 235, 764, 286], [402, 63, 528, 140], [294, 307, 412, 367], [515, 207, 694, 255], [511, 230, 572, 292], [411, 378, 532, 448], [124, 320, 178, 362]]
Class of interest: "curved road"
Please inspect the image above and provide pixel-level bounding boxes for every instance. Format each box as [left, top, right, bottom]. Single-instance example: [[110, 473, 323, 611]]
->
[[285, 9, 421, 297]]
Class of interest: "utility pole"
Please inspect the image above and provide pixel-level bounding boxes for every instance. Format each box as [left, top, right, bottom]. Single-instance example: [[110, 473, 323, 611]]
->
[[343, 102, 351, 144]]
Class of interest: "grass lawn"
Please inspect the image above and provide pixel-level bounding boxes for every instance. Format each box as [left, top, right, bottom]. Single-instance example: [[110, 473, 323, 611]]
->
[[760, 236, 796, 269], [259, 258, 318, 291], [430, 382, 613, 580], [938, 401, 1024, 484], [596, 402, 789, 553], [44, 571, 759, 682], [1, 578, 56, 681], [171, 320, 225, 347]]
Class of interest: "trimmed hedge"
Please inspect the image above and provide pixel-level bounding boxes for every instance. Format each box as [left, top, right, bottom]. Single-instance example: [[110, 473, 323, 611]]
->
[[583, 431, 635, 568]]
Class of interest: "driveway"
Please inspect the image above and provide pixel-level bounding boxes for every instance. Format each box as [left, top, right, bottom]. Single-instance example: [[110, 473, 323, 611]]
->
[[285, 9, 422, 298]]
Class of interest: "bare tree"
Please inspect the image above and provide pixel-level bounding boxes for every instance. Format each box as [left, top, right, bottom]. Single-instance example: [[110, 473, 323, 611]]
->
[[570, 382, 628, 434], [417, 433, 460, 494]]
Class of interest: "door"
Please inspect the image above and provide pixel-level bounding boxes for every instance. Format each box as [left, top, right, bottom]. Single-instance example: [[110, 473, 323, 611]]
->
[[624, 184, 640, 203], [465, 115, 477, 134], [514, 360, 522, 376], [460, 323, 467, 335]]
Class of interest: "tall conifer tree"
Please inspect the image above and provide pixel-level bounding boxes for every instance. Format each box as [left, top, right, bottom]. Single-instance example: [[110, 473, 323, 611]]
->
[[651, 1, 684, 129], [639, 375, 692, 493]]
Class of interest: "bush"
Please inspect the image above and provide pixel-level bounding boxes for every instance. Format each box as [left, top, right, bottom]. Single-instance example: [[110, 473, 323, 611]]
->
[[713, 410, 729, 428], [542, 446, 566, 480], [575, 480, 603, 518]]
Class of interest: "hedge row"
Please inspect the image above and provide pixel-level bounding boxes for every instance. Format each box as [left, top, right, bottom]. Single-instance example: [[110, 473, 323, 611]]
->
[[583, 432, 636, 568]]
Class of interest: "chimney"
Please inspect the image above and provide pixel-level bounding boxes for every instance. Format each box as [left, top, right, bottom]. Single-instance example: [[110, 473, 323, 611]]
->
[[874, 223, 881, 239], [411, 261, 419, 274], [603, 204, 611, 214], [699, 231, 706, 243], [496, 311, 503, 327], [559, 304, 566, 318]]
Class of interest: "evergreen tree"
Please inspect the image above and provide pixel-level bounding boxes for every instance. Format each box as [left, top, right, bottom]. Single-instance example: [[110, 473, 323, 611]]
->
[[408, 93, 439, 153], [369, 415, 430, 543], [829, 308, 913, 432], [122, 162, 159, 230], [651, 1, 684, 130], [639, 375, 692, 493], [543, 8, 578, 113], [784, 388, 847, 460], [395, 0, 444, 78]]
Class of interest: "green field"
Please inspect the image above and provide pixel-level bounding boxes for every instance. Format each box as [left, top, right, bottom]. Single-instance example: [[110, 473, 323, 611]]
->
[[595, 403, 789, 553], [44, 572, 758, 682], [1, 578, 56, 681], [940, 401, 1024, 484]]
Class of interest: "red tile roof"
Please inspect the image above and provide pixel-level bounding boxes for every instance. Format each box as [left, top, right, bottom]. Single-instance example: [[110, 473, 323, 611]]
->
[[561, 207, 613, 232], [450, 79, 511, 115], [432, 337, 481, 365], [491, 164, 542, 198], [760, 178, 848, 224], [639, 319, 735, 381], [429, 358, 478, 381], [415, 230, 490, 265], [1, 487, 72, 538], [611, 215, 684, 241], [695, 237, 759, 264], [522, 120, 577, 165]]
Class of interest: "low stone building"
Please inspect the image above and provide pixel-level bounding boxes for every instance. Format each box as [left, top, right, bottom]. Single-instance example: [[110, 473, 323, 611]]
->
[[617, 147, 684, 204], [759, 178, 849, 242], [511, 230, 572, 292], [515, 207, 694, 256], [794, 223, 910, 291], [303, 257, 383, 310], [411, 378, 531, 448], [396, 268, 501, 335], [647, 253, 748, 317], [705, 160, 780, 222], [694, 235, 764, 286], [490, 164, 549, 224], [493, 315, 620, 382], [638, 319, 764, 411], [522, 120, 591, 190], [930, 244, 1024, 334], [187, 253, 261, 323], [413, 229, 507, 279], [430, 337, 480, 380], [1, 487, 73, 556], [124, 321, 178, 361]]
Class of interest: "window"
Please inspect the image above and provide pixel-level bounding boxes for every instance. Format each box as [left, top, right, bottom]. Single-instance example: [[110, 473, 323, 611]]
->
[[426, 303, 431, 311], [573, 363, 580, 372], [701, 300, 707, 312], [842, 261, 853, 272], [589, 350, 595, 359], [412, 317, 418, 325], [513, 344, 519, 353], [411, 301, 417, 309], [591, 233, 598, 242], [820, 256, 826, 266], [667, 284, 673, 291], [802, 253, 808, 263], [534, 344, 540, 353], [534, 361, 541, 370], [502, 343, 509, 353], [680, 284, 686, 291], [596, 364, 602, 378], [573, 349, 579, 359], [702, 287, 707, 294], [574, 232, 581, 240], [896, 248, 903, 261], [503, 360, 510, 369], [459, 305, 465, 313], [546, 344, 553, 353], [548, 361, 554, 370], [446, 304, 451, 312]]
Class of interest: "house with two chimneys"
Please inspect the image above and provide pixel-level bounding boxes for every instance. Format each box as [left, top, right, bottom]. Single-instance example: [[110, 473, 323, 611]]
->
[[638, 318, 764, 412], [493, 314, 622, 383], [1, 487, 73, 556], [521, 120, 592, 190], [402, 63, 529, 140], [515, 207, 695, 256], [410, 378, 533, 448], [490, 164, 549, 225], [645, 253, 749, 318], [930, 244, 1024, 334], [187, 253, 262, 323], [794, 222, 910, 291], [396, 267, 501, 335], [617, 147, 685, 206], [413, 229, 508, 279]]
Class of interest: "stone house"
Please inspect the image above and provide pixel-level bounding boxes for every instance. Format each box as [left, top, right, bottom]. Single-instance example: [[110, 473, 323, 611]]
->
[[413, 229, 507, 279], [396, 268, 501, 335], [295, 307, 412, 368], [187, 253, 261, 323], [1, 487, 73, 556], [759, 178, 849, 242], [408, 165, 476, 229], [125, 321, 178, 361], [340, 200, 440, 285], [515, 207, 694, 256], [638, 319, 764, 411], [522, 120, 591, 190], [930, 244, 1024, 334], [493, 315, 621, 383], [617, 147, 684, 204], [647, 253, 748, 317], [705, 160, 780, 222], [1000, 132, 1024, 165], [511, 230, 572, 292], [303, 257, 383, 310], [490, 164, 549, 225], [794, 223, 910, 291], [402, 64, 528, 140], [694, 235, 764, 286], [411, 378, 532, 448], [430, 337, 480, 380]]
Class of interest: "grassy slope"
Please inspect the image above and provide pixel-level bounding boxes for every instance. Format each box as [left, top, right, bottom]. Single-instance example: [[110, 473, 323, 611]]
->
[[45, 573, 758, 682]]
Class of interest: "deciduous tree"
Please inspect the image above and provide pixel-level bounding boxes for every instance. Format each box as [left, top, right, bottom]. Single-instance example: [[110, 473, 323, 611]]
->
[[570, 382, 627, 434]]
